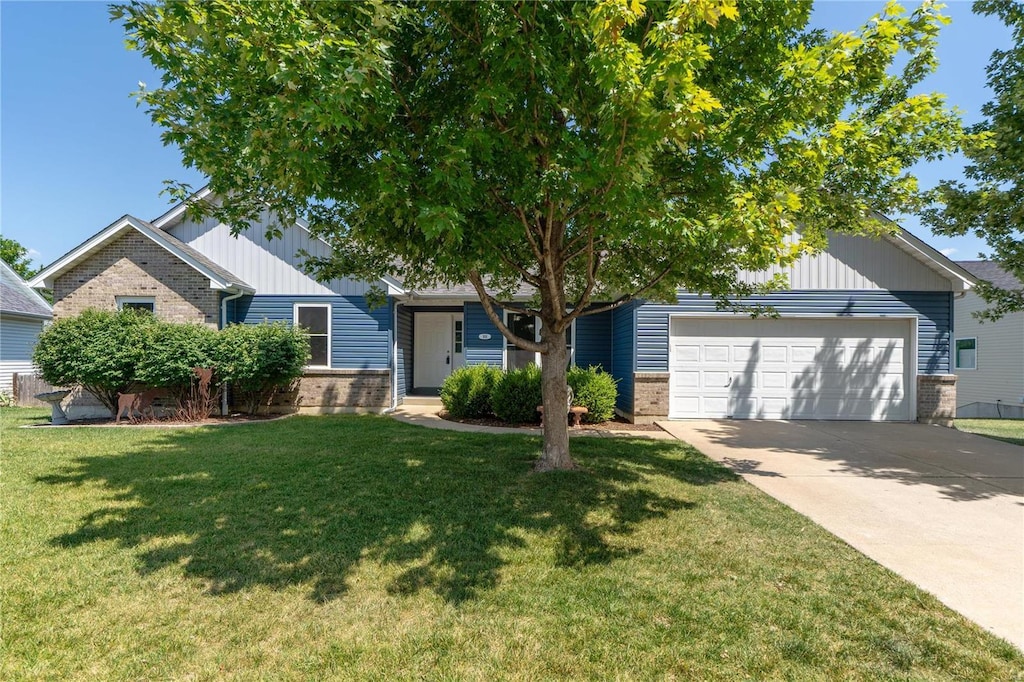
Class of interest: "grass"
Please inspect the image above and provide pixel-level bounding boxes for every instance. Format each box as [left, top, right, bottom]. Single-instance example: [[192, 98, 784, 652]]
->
[[3, 407, 1021, 681], [956, 418, 1024, 446]]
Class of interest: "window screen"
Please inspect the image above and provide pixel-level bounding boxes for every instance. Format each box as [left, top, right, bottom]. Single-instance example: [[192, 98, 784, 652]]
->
[[296, 305, 330, 367]]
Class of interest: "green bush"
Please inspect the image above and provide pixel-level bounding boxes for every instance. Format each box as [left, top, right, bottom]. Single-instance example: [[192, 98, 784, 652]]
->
[[33, 308, 157, 414], [136, 321, 220, 390], [440, 364, 502, 419], [567, 365, 618, 423], [491, 364, 543, 424], [216, 322, 310, 414]]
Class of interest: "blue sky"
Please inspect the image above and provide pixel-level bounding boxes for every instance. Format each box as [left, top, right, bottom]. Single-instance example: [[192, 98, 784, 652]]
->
[[0, 1, 1013, 269]]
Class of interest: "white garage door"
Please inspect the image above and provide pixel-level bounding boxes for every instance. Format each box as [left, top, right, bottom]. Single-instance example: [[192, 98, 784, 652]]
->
[[669, 317, 912, 420]]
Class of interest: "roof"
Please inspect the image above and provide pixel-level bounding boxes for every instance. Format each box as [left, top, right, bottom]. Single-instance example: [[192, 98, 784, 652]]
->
[[956, 260, 1022, 290], [28, 215, 254, 294], [0, 260, 52, 319]]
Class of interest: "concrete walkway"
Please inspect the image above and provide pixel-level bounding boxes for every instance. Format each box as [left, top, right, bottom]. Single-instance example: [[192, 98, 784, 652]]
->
[[657, 420, 1024, 649]]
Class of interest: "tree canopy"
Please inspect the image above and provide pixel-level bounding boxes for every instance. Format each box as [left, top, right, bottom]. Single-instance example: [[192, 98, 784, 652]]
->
[[0, 236, 36, 280], [115, 0, 973, 469], [927, 0, 1023, 319]]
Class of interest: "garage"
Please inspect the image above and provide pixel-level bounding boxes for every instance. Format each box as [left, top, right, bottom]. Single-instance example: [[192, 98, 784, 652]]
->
[[668, 317, 914, 420]]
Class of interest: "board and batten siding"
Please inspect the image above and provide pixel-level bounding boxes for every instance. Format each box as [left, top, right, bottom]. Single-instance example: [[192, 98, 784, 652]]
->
[[0, 315, 45, 394], [636, 291, 953, 375], [611, 303, 638, 414], [738, 232, 952, 291], [464, 302, 504, 367], [168, 213, 377, 296], [953, 291, 1024, 408], [395, 305, 414, 401], [232, 295, 391, 369]]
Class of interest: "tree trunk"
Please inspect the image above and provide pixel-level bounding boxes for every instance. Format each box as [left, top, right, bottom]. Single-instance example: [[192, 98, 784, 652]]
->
[[535, 323, 575, 471]]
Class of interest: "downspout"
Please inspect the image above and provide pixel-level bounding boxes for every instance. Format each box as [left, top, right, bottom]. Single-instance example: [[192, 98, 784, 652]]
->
[[220, 289, 246, 416]]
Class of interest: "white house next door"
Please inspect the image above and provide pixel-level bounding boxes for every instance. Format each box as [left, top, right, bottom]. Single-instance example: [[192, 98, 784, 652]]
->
[[413, 312, 465, 391]]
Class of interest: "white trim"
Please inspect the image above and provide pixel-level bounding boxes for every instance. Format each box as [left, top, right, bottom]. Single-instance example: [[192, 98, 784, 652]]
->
[[666, 313, 919, 421], [116, 296, 156, 312], [293, 302, 332, 369], [150, 187, 215, 229], [391, 302, 399, 409], [27, 215, 254, 294], [954, 336, 978, 371]]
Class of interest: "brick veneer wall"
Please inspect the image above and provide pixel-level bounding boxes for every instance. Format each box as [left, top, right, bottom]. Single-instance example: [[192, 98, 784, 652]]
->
[[632, 372, 670, 424], [52, 230, 219, 327], [917, 374, 957, 426], [266, 369, 392, 414]]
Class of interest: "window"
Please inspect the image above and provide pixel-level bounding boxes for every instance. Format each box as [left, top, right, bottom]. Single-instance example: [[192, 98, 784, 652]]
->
[[955, 337, 977, 370], [294, 304, 331, 367], [454, 319, 464, 354], [116, 296, 155, 313], [504, 312, 575, 370]]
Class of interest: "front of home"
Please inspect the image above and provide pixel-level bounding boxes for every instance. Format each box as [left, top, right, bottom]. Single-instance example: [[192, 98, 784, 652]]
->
[[30, 189, 974, 424]]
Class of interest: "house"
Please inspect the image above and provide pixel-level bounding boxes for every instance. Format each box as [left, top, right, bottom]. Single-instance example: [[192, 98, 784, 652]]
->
[[29, 188, 975, 424], [952, 261, 1024, 419], [0, 259, 53, 398]]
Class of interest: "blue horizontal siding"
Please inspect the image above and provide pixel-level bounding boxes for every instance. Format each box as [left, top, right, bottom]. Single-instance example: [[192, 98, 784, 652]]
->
[[396, 305, 413, 400], [635, 291, 953, 375], [611, 303, 638, 413], [575, 310, 612, 371], [464, 302, 503, 367], [232, 295, 391, 370]]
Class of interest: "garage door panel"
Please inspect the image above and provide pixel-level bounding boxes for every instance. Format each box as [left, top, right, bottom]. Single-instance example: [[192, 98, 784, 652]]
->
[[668, 317, 912, 421]]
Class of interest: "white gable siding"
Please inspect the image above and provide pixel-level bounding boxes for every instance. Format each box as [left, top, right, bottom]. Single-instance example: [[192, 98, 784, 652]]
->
[[953, 291, 1024, 408], [739, 232, 951, 291], [168, 213, 374, 296]]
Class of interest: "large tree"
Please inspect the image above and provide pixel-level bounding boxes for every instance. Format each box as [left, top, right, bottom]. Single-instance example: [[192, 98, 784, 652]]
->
[[116, 0, 971, 470], [926, 0, 1023, 320], [0, 236, 36, 280]]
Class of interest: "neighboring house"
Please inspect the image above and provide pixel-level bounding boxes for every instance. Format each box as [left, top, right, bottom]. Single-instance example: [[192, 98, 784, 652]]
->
[[29, 188, 975, 424], [952, 261, 1024, 419], [0, 259, 53, 397]]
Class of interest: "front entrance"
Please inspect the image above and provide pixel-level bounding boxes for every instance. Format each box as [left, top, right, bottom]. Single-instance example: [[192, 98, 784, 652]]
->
[[413, 312, 465, 392]]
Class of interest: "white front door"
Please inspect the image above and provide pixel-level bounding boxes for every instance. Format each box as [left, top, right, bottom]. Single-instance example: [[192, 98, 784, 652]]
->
[[413, 313, 465, 389], [669, 317, 912, 420]]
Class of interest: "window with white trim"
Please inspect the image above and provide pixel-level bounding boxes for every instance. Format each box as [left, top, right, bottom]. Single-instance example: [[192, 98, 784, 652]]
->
[[954, 337, 977, 370], [116, 296, 155, 313], [295, 304, 331, 367], [504, 312, 574, 370]]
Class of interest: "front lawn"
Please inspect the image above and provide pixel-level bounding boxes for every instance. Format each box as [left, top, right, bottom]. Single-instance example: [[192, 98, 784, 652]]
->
[[956, 418, 1024, 446], [3, 408, 1020, 680]]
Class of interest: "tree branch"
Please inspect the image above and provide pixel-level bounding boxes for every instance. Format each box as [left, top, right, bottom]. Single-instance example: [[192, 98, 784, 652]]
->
[[468, 270, 545, 353], [565, 257, 679, 322]]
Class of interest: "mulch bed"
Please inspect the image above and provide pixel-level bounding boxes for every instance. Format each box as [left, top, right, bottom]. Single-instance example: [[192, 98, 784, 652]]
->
[[26, 414, 289, 428], [440, 412, 665, 432]]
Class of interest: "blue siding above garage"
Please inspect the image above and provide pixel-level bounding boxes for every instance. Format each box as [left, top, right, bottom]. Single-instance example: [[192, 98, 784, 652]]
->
[[232, 295, 391, 369], [464, 302, 504, 367], [636, 291, 953, 375]]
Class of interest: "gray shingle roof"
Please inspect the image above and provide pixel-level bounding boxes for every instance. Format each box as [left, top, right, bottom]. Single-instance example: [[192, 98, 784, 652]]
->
[[135, 217, 252, 290], [0, 260, 52, 319], [956, 261, 1022, 290]]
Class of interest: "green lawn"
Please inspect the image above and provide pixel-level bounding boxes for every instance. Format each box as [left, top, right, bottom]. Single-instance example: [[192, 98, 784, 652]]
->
[[3, 408, 1020, 680], [956, 419, 1024, 447]]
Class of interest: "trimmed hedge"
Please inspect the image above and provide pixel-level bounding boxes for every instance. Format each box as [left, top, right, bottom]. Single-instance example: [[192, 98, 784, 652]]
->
[[440, 364, 502, 419], [491, 364, 543, 424], [567, 365, 618, 423], [216, 322, 310, 414]]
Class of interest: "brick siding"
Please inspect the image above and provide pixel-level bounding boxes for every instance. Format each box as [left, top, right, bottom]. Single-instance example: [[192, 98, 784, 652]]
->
[[266, 369, 392, 414], [917, 374, 957, 426], [631, 372, 670, 424], [52, 230, 219, 327]]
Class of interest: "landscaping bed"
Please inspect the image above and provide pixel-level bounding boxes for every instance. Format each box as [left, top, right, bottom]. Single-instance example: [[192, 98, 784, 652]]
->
[[3, 406, 1020, 679]]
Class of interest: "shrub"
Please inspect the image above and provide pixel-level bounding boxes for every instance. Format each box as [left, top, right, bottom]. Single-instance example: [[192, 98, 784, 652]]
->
[[491, 364, 543, 424], [136, 321, 222, 419], [440, 364, 502, 419], [33, 308, 157, 414], [567, 365, 618, 423], [216, 322, 310, 414]]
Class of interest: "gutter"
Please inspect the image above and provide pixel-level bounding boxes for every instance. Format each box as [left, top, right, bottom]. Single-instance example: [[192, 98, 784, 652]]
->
[[220, 288, 247, 416]]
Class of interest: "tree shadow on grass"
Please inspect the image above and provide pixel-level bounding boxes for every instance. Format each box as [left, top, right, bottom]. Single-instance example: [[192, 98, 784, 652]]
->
[[38, 416, 735, 604]]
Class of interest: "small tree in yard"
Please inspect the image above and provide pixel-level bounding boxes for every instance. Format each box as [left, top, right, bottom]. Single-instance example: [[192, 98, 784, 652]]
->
[[117, 0, 975, 470], [33, 308, 156, 414]]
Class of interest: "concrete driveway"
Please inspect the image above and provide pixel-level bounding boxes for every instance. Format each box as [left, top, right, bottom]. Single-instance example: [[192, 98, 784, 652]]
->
[[656, 420, 1024, 650]]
